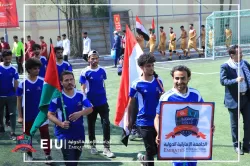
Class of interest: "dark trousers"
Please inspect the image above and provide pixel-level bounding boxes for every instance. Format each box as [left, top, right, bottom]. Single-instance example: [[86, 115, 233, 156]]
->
[[24, 121, 51, 155], [87, 103, 110, 148], [16, 56, 23, 74], [114, 49, 121, 67], [61, 140, 83, 166], [138, 126, 157, 166], [0, 96, 16, 133], [5, 104, 10, 123], [63, 55, 68, 62], [83, 54, 88, 62], [228, 94, 250, 148]]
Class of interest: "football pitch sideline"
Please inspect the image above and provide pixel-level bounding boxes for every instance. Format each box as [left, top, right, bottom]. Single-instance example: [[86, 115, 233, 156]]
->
[[0, 56, 249, 166]]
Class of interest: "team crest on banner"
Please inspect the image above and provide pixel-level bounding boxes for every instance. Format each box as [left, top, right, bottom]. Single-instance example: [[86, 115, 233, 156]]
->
[[158, 102, 214, 160], [165, 106, 206, 139]]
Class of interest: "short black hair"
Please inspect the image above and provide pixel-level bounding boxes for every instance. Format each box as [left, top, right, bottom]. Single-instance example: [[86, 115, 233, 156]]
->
[[169, 27, 173, 30], [32, 44, 41, 51], [39, 36, 44, 39], [225, 24, 229, 27], [27, 35, 31, 38], [2, 50, 12, 58], [54, 46, 64, 53], [149, 28, 152, 31], [1, 37, 4, 40], [180, 26, 184, 28], [137, 53, 156, 67], [13, 36, 18, 39], [228, 45, 239, 56], [60, 70, 74, 81], [201, 25, 205, 28], [57, 36, 61, 38], [123, 30, 126, 33], [160, 26, 164, 29], [83, 32, 87, 35], [25, 58, 42, 73], [171, 65, 191, 78], [62, 34, 66, 37], [190, 24, 194, 27]]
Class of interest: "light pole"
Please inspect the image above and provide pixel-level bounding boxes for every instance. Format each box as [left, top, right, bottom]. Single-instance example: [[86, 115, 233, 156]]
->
[[108, 0, 114, 49], [57, 0, 61, 36], [156, 0, 159, 44], [128, 9, 135, 34]]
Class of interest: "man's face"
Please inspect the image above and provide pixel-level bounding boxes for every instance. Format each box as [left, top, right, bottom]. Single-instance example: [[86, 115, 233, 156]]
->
[[232, 48, 243, 62], [13, 38, 18, 42], [40, 39, 44, 43], [34, 47, 41, 56], [88, 54, 99, 67], [56, 49, 63, 59], [61, 74, 75, 90], [27, 37, 31, 41], [57, 37, 61, 41], [1, 39, 4, 43], [173, 70, 190, 93], [62, 36, 66, 40], [189, 25, 193, 29], [169, 28, 173, 33], [180, 27, 184, 31], [3, 55, 12, 66], [140, 63, 154, 77], [28, 66, 40, 76], [160, 28, 163, 32], [201, 27, 205, 30], [83, 34, 87, 38]]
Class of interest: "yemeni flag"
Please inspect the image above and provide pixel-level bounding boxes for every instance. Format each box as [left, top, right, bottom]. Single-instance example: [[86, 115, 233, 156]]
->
[[30, 42, 64, 136], [136, 16, 149, 41], [114, 25, 143, 146], [152, 18, 155, 33]]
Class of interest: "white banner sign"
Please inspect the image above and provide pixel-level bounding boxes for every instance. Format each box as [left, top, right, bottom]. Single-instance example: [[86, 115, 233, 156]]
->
[[158, 102, 214, 160]]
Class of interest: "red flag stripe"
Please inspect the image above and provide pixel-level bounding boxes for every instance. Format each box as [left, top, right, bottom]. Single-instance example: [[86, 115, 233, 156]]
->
[[114, 25, 140, 126], [44, 44, 61, 92]]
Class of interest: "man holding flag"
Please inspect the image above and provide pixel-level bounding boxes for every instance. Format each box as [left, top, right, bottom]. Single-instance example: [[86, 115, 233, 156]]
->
[[127, 53, 164, 166], [48, 71, 93, 164]]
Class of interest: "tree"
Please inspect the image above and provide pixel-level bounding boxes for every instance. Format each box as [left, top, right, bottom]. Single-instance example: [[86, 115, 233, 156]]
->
[[26, 0, 109, 57]]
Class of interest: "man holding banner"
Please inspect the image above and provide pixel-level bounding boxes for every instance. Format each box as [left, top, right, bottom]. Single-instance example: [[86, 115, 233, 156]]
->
[[127, 53, 164, 166], [154, 65, 215, 166]]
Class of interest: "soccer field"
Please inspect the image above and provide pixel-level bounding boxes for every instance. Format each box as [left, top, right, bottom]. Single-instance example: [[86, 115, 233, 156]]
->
[[0, 56, 249, 166]]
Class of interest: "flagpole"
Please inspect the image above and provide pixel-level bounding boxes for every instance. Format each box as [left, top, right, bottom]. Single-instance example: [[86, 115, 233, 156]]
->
[[60, 93, 67, 121]]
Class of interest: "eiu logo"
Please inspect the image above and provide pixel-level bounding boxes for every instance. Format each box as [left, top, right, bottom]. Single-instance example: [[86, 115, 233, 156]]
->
[[165, 106, 206, 139]]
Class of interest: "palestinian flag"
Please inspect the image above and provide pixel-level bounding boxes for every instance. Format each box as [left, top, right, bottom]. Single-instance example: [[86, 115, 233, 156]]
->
[[136, 16, 149, 41], [152, 18, 155, 33], [114, 25, 143, 146], [30, 43, 62, 136]]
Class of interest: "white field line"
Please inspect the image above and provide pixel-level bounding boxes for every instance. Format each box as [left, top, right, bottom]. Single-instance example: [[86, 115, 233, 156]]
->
[[155, 66, 219, 75]]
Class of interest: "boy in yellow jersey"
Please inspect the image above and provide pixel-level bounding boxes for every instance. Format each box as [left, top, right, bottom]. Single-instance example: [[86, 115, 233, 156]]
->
[[209, 26, 214, 49], [147, 28, 156, 54], [158, 26, 167, 59], [225, 24, 232, 49], [178, 26, 187, 57], [168, 27, 181, 61], [187, 24, 202, 59], [136, 33, 145, 51], [201, 25, 206, 55]]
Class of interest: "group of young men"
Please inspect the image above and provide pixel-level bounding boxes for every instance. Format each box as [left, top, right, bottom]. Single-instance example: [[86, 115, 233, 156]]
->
[[135, 23, 232, 61]]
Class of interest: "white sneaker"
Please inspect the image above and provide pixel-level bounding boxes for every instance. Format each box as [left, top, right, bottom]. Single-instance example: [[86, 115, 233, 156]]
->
[[129, 134, 137, 141], [25, 153, 33, 161], [103, 148, 115, 158], [137, 153, 146, 166], [90, 147, 98, 155]]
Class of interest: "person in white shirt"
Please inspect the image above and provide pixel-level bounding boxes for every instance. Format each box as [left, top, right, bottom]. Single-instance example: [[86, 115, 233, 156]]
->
[[62, 34, 70, 62], [56, 36, 63, 47], [82, 32, 91, 62]]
